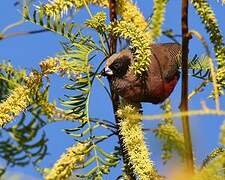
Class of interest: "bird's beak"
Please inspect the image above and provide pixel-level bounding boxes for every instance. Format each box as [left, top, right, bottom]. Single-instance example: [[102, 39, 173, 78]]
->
[[99, 66, 113, 77], [105, 66, 113, 75]]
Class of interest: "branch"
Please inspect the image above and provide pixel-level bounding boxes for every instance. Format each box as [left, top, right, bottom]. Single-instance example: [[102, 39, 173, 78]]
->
[[109, 0, 117, 55], [180, 0, 194, 174]]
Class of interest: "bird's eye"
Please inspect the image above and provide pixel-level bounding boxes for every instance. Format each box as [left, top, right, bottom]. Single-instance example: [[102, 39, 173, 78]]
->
[[110, 61, 121, 70]]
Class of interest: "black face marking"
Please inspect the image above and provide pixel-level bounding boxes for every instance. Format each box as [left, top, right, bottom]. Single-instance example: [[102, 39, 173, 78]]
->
[[109, 56, 131, 78]]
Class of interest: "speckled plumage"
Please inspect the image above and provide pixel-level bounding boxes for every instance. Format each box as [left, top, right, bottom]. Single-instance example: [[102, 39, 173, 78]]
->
[[105, 43, 181, 104]]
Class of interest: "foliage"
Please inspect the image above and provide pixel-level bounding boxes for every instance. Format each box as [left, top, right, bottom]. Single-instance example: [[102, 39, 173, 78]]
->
[[147, 0, 168, 40], [191, 0, 225, 96], [0, 0, 225, 180], [0, 62, 47, 175], [153, 99, 185, 163], [194, 152, 225, 180]]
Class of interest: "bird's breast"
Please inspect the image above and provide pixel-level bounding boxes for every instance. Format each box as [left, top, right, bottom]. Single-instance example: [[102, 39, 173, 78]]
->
[[111, 76, 144, 102], [111, 72, 179, 104]]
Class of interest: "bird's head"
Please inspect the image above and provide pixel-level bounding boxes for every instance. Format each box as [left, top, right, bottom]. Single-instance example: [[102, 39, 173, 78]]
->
[[100, 49, 132, 78]]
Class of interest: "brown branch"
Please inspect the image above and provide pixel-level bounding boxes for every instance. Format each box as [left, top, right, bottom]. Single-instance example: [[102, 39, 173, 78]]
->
[[108, 0, 136, 179], [109, 0, 117, 55], [180, 0, 194, 174]]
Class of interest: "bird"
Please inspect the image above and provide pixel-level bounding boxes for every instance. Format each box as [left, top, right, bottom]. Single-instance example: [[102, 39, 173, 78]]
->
[[100, 43, 181, 104]]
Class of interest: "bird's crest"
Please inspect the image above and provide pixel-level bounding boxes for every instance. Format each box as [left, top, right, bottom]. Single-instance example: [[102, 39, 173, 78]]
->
[[106, 49, 133, 67], [106, 53, 120, 67]]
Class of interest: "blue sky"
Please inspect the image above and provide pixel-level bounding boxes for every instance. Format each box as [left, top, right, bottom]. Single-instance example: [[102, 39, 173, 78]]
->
[[0, 0, 225, 179]]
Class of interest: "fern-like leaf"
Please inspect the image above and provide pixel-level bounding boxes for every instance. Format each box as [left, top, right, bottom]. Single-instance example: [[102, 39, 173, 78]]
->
[[24, 6, 81, 41]]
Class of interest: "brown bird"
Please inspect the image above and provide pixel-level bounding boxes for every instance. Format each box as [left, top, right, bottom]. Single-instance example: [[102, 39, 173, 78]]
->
[[101, 43, 181, 104]]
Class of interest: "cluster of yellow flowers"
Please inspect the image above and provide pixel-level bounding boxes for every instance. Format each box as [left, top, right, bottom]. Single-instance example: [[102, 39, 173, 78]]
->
[[112, 20, 152, 74], [116, 0, 147, 31], [0, 71, 41, 127], [40, 56, 85, 77], [40, 57, 60, 75], [45, 142, 90, 180], [40, 0, 78, 18], [117, 105, 158, 180], [85, 12, 108, 33], [0, 85, 30, 127], [148, 0, 167, 40], [39, 0, 108, 19]]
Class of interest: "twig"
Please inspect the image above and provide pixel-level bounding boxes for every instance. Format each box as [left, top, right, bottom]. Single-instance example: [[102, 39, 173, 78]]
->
[[1, 19, 25, 35], [95, 132, 117, 144], [95, 76, 112, 100], [187, 30, 212, 102], [142, 108, 225, 121], [189, 30, 210, 56], [208, 56, 220, 111], [143, 128, 154, 132], [89, 118, 116, 129], [188, 80, 209, 100], [1, 0, 31, 34], [180, 0, 194, 174], [0, 29, 49, 41], [162, 29, 181, 44]]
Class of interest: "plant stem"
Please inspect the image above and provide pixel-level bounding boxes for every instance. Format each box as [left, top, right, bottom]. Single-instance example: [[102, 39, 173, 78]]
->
[[108, 0, 136, 179], [109, 0, 117, 55], [180, 0, 194, 174]]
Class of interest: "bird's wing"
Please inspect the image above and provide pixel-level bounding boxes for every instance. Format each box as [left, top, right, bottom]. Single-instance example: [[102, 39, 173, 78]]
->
[[150, 43, 181, 82]]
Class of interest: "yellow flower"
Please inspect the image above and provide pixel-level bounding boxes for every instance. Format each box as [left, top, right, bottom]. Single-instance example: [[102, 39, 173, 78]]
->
[[40, 57, 59, 75], [0, 71, 41, 127], [45, 142, 91, 180], [39, 0, 146, 31], [148, 0, 167, 40], [117, 105, 158, 180], [85, 12, 107, 33], [40, 57, 79, 76], [0, 85, 31, 127], [39, 0, 108, 19], [116, 0, 147, 31], [111, 21, 151, 75]]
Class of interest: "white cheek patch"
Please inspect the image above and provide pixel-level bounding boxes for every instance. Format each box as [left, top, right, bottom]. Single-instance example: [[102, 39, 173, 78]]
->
[[105, 66, 113, 75]]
